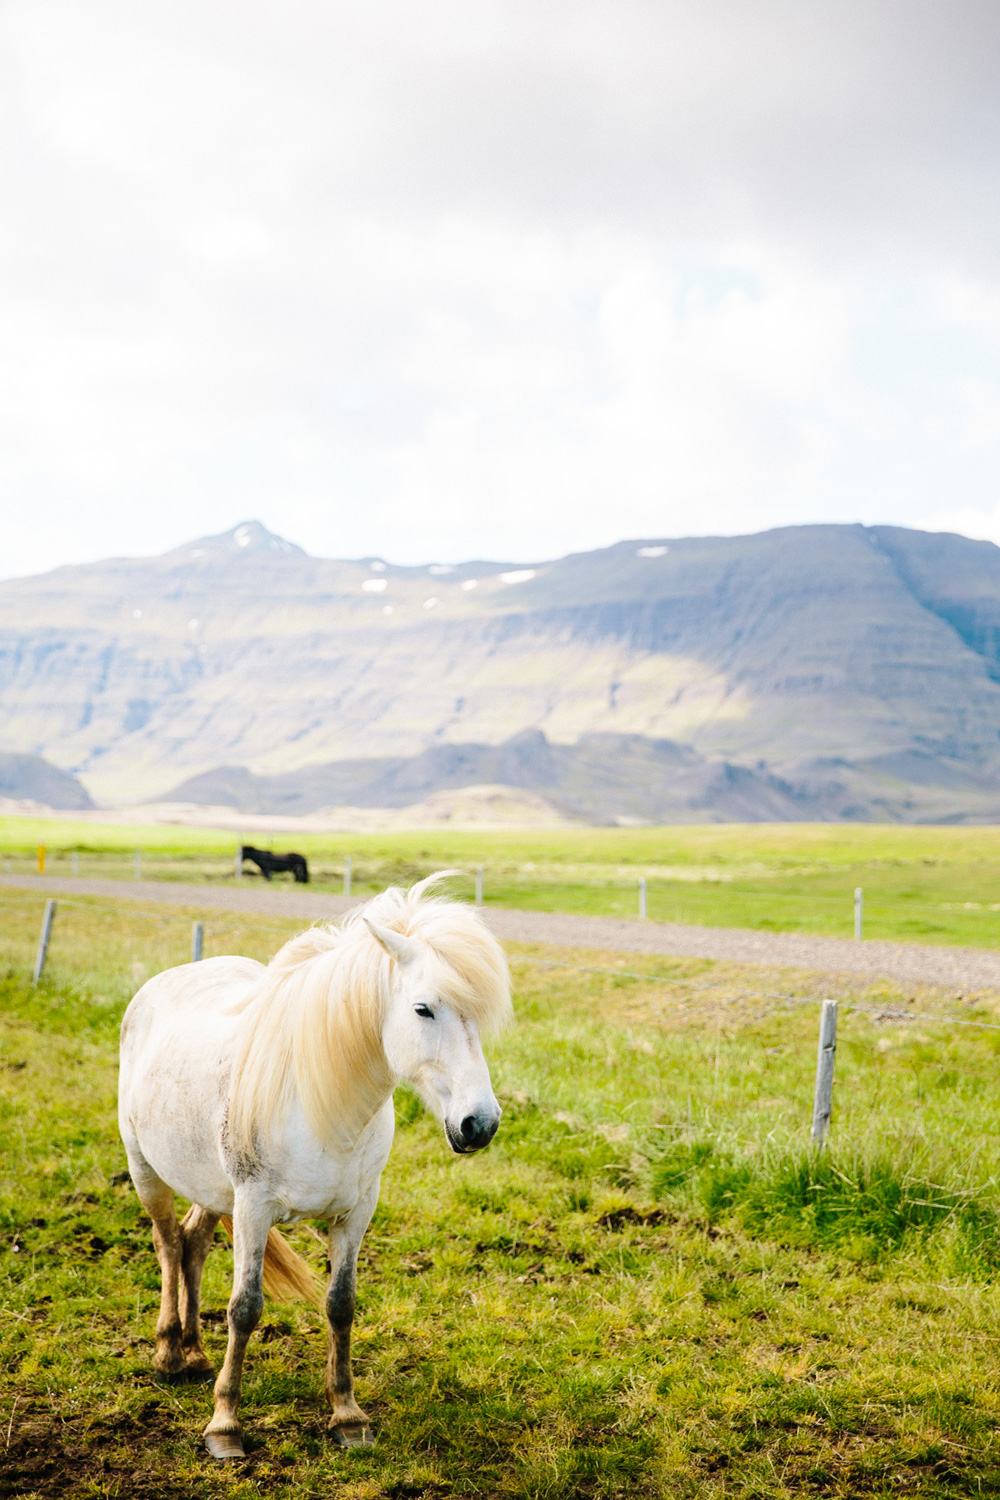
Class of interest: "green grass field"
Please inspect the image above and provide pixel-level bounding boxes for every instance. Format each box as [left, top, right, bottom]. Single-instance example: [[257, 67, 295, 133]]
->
[[5, 816, 1000, 947], [4, 893, 1000, 1496]]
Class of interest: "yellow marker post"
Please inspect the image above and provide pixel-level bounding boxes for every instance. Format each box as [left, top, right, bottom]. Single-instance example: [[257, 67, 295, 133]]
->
[[37, 844, 45, 874]]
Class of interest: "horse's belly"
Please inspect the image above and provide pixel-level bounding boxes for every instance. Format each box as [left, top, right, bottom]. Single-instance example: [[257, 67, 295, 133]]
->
[[125, 1069, 236, 1213], [138, 1129, 235, 1215]]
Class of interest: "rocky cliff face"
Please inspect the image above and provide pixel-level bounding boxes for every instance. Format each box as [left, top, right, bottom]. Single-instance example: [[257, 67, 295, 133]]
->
[[2, 520, 1000, 820]]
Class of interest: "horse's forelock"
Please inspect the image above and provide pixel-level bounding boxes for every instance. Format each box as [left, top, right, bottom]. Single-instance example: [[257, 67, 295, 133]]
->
[[227, 876, 510, 1163], [358, 876, 512, 1036]]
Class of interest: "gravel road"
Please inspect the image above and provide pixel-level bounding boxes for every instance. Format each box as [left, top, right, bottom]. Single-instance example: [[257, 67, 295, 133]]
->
[[4, 872, 1000, 993]]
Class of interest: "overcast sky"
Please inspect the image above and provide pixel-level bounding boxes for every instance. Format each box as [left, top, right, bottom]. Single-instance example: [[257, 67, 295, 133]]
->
[[4, 0, 1000, 576]]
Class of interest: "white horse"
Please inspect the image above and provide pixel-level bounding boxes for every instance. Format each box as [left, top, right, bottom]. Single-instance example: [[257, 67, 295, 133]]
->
[[118, 876, 511, 1459]]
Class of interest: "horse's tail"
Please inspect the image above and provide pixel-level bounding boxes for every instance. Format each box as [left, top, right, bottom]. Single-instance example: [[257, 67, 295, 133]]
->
[[218, 1217, 325, 1308]]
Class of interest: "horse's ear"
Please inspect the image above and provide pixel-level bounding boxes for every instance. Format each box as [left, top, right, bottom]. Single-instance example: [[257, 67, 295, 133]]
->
[[364, 918, 418, 965]]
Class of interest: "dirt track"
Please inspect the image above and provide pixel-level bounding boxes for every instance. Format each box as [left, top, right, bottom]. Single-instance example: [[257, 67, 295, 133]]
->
[[4, 872, 1000, 994]]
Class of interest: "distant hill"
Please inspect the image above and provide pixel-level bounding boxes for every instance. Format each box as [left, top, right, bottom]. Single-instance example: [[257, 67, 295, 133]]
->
[[0, 753, 93, 810], [3, 519, 1000, 822], [165, 730, 811, 823]]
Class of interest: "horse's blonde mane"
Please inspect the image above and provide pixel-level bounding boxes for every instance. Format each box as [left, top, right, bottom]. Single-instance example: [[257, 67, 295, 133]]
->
[[226, 875, 512, 1164]]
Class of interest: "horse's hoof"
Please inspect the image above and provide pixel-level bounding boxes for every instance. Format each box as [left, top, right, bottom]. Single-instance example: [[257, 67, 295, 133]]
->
[[204, 1430, 247, 1460], [331, 1424, 375, 1448], [154, 1368, 187, 1385], [184, 1364, 216, 1384]]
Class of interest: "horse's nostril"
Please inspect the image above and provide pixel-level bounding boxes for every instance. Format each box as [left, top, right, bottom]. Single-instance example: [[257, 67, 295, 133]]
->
[[457, 1113, 499, 1149]]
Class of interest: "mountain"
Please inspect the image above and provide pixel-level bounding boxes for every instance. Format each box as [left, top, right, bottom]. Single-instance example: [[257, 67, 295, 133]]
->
[[165, 730, 814, 823], [0, 753, 94, 809], [2, 520, 1000, 821]]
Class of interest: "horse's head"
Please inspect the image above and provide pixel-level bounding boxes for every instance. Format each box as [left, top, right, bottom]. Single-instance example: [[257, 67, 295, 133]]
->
[[364, 918, 503, 1153]]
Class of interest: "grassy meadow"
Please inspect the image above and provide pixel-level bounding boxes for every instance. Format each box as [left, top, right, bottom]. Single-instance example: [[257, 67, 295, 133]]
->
[[4, 891, 1000, 1496], [6, 816, 1000, 947]]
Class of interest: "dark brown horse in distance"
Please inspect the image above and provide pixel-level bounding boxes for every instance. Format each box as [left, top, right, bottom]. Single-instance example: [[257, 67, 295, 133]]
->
[[240, 846, 309, 883]]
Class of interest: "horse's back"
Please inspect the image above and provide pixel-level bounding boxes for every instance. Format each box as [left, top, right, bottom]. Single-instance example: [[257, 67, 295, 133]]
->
[[119, 956, 265, 1211], [121, 955, 261, 1064]]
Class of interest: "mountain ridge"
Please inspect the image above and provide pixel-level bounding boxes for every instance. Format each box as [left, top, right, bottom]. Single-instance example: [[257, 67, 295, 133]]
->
[[2, 520, 1000, 821], [163, 729, 1000, 825]]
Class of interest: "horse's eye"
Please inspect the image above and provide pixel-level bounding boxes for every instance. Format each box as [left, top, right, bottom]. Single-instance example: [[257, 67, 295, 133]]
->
[[414, 1003, 435, 1019]]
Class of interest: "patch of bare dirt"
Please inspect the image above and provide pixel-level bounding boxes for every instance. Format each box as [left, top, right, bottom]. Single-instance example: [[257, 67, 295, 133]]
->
[[0, 1401, 289, 1498]]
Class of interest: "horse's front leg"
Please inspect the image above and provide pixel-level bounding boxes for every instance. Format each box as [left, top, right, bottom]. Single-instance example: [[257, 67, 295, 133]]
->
[[326, 1187, 378, 1446], [204, 1194, 270, 1460]]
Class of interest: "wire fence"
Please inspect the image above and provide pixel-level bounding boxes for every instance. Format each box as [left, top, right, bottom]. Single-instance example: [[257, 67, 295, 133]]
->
[[4, 886, 1000, 1024], [3, 885, 1000, 1153], [8, 843, 1000, 919]]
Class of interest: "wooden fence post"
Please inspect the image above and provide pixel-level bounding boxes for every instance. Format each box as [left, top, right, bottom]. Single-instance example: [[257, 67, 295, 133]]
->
[[344, 856, 352, 896], [191, 922, 204, 963], [475, 866, 483, 906], [33, 899, 56, 983], [639, 876, 647, 920], [134, 849, 142, 881], [810, 999, 838, 1143], [235, 846, 243, 880], [854, 887, 863, 941], [37, 845, 45, 874]]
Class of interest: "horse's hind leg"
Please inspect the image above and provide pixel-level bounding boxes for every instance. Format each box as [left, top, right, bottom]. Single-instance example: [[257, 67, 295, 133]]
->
[[150, 1211, 186, 1377], [179, 1205, 219, 1380], [124, 1148, 186, 1378]]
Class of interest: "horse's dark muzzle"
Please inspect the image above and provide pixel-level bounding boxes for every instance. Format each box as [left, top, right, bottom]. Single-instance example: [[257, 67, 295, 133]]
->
[[446, 1113, 500, 1153]]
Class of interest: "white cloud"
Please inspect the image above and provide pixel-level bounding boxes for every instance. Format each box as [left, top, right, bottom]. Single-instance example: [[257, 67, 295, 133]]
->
[[2, 1, 1000, 574], [915, 504, 1000, 547]]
